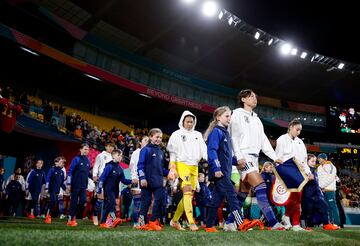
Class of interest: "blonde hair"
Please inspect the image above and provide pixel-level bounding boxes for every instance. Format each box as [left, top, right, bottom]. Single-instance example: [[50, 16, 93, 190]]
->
[[204, 106, 231, 142], [149, 128, 162, 137], [260, 161, 273, 173]]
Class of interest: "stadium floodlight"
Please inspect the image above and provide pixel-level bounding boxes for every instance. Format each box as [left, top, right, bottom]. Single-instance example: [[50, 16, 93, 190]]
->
[[228, 16, 233, 25], [139, 93, 152, 99], [254, 32, 260, 40], [280, 43, 292, 55], [268, 38, 273, 46], [338, 63, 345, 69], [300, 52, 307, 59], [218, 11, 224, 20], [84, 73, 101, 81], [20, 46, 39, 56], [182, 0, 196, 4], [202, 1, 218, 17], [291, 48, 298, 56]]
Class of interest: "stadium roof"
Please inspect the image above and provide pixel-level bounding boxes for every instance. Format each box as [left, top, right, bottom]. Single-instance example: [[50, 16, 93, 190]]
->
[[2, 0, 360, 106]]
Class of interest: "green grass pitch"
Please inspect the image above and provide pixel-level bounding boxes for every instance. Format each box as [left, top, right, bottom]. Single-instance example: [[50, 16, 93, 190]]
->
[[0, 217, 359, 246]]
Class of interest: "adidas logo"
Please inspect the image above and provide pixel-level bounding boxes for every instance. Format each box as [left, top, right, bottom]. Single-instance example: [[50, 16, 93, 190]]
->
[[152, 153, 156, 157], [224, 139, 228, 142]]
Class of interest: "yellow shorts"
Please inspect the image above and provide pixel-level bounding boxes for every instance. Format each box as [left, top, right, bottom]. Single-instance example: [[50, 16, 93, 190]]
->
[[176, 162, 198, 190]]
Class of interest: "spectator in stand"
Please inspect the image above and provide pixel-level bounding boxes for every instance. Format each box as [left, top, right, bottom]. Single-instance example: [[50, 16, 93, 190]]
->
[[19, 92, 29, 113], [42, 101, 53, 125], [74, 125, 83, 140], [317, 153, 341, 226], [2, 86, 13, 99], [59, 105, 66, 115]]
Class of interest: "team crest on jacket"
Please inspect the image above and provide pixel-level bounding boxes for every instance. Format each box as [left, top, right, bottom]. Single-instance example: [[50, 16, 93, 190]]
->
[[181, 135, 187, 142], [244, 116, 250, 123]]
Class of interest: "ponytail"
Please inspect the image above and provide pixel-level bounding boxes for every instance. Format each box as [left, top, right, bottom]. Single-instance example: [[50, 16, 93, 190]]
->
[[203, 106, 231, 142]]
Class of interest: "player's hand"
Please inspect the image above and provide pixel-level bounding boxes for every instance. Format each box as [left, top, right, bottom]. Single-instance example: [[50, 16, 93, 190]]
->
[[93, 176, 98, 182], [274, 159, 283, 164], [167, 169, 178, 181], [214, 171, 224, 178], [237, 159, 246, 169], [66, 185, 71, 193], [140, 179, 148, 188], [132, 178, 139, 185], [307, 173, 314, 180]]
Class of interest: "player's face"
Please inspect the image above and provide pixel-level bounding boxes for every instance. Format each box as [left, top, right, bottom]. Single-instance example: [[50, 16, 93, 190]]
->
[[308, 157, 316, 167], [217, 110, 231, 127], [242, 92, 257, 109], [105, 145, 114, 153], [150, 133, 162, 145], [141, 137, 149, 148], [265, 165, 273, 173], [113, 153, 122, 162], [289, 124, 302, 138], [183, 116, 194, 131], [198, 174, 205, 182], [80, 146, 90, 155], [36, 160, 43, 169]]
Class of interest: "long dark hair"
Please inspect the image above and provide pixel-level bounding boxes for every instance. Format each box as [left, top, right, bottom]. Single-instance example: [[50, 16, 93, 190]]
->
[[238, 89, 254, 108]]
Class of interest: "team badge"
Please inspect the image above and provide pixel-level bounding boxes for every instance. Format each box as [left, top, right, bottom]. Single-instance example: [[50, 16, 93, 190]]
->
[[181, 135, 187, 142], [244, 116, 250, 123]]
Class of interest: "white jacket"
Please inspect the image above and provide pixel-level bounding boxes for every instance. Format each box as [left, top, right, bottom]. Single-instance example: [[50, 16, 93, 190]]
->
[[129, 148, 141, 180], [167, 110, 207, 166], [229, 108, 277, 161], [275, 133, 311, 175], [317, 161, 337, 191], [92, 151, 112, 178]]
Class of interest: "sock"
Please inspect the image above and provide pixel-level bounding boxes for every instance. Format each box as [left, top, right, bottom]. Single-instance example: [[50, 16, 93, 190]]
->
[[288, 192, 301, 226], [109, 212, 116, 220], [173, 198, 184, 222], [133, 195, 141, 223], [93, 199, 102, 216], [255, 182, 278, 227], [183, 192, 195, 224], [139, 215, 145, 226], [35, 202, 40, 216], [58, 200, 64, 215], [226, 192, 248, 223]]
